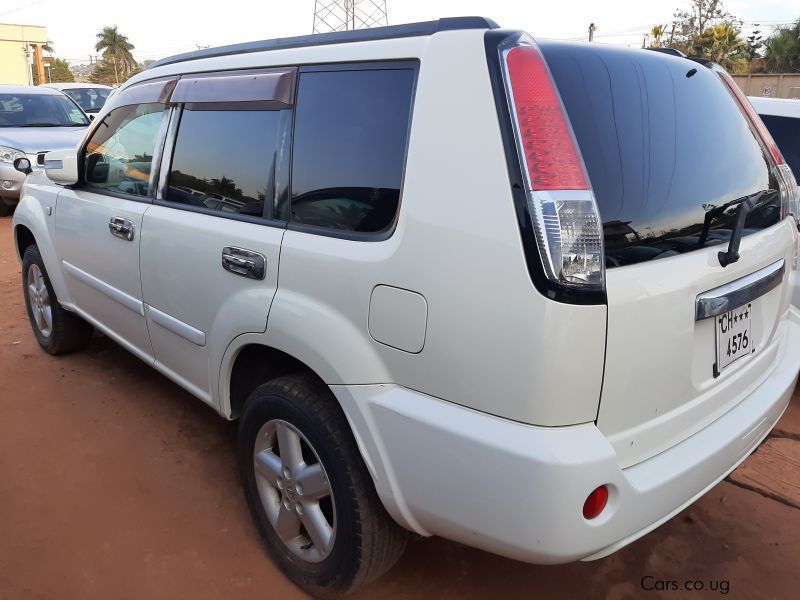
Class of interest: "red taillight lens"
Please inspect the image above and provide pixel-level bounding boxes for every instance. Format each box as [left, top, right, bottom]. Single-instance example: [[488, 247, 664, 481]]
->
[[583, 485, 609, 520], [505, 45, 589, 190], [717, 70, 784, 166]]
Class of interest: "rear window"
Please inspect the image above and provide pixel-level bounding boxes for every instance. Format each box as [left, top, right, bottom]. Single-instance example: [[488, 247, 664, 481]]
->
[[539, 42, 781, 268], [760, 114, 800, 182], [290, 66, 415, 235]]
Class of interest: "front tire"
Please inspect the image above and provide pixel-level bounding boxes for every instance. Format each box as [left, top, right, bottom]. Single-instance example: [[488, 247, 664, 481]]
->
[[239, 374, 407, 597], [22, 245, 93, 355]]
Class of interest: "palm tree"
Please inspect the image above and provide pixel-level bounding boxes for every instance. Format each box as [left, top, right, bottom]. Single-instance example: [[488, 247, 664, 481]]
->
[[650, 25, 667, 48], [696, 23, 746, 70], [94, 26, 136, 85]]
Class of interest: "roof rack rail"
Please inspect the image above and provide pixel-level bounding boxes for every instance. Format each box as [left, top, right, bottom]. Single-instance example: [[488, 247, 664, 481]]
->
[[148, 16, 499, 70]]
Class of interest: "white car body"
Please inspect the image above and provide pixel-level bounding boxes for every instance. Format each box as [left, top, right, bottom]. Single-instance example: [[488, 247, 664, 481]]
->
[[750, 96, 800, 308], [11, 19, 800, 577]]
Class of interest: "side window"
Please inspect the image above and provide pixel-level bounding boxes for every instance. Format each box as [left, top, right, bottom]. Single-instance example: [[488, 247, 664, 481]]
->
[[83, 103, 167, 197], [290, 67, 415, 234], [165, 109, 285, 218]]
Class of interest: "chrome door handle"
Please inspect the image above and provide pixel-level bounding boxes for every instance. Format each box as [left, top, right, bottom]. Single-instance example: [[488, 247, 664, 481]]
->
[[109, 217, 135, 241], [222, 247, 266, 280]]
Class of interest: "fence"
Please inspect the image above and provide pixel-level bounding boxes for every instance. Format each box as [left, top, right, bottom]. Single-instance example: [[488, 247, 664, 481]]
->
[[732, 74, 800, 99]]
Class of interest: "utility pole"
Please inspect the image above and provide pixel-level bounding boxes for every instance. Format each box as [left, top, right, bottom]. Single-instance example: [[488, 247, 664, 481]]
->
[[668, 23, 676, 47], [313, 0, 388, 34], [588, 22, 596, 42]]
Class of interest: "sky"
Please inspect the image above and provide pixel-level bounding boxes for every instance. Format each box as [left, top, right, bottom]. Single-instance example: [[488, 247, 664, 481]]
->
[[1, 0, 797, 65]]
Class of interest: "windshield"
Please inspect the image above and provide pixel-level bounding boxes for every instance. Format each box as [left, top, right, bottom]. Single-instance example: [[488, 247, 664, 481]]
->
[[0, 93, 90, 127], [63, 87, 111, 114]]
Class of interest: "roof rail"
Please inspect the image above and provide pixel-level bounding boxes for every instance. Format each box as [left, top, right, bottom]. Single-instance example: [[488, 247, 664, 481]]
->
[[148, 16, 499, 69]]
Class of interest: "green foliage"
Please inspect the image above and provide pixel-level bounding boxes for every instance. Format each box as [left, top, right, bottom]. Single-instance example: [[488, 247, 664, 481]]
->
[[94, 25, 136, 85], [30, 58, 74, 85], [764, 19, 800, 73]]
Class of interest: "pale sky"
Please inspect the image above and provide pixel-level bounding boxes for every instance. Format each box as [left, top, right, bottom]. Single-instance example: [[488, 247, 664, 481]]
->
[[1, 0, 797, 65]]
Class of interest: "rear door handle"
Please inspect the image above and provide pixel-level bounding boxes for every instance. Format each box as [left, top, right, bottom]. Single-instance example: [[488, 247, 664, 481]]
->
[[109, 217, 135, 241], [222, 247, 266, 280]]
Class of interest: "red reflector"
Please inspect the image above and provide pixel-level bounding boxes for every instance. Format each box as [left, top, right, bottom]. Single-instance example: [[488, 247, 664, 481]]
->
[[506, 45, 589, 191], [717, 70, 784, 166], [583, 485, 609, 520]]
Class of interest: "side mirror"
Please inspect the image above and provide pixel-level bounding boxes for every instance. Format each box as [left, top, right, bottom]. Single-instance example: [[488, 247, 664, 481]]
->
[[13, 157, 32, 175], [43, 148, 79, 186]]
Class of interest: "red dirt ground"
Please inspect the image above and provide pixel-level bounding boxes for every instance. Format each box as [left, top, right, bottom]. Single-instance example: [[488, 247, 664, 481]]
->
[[1, 216, 799, 599]]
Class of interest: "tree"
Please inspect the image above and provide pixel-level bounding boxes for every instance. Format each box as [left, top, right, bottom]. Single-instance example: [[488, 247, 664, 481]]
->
[[697, 23, 747, 70], [94, 25, 136, 85], [30, 57, 74, 84], [649, 25, 667, 48], [89, 57, 141, 86], [763, 19, 800, 73], [745, 27, 763, 60], [671, 0, 740, 54]]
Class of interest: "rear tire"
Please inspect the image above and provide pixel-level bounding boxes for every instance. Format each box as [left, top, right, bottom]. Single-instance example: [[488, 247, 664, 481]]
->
[[238, 373, 407, 597], [22, 245, 93, 355]]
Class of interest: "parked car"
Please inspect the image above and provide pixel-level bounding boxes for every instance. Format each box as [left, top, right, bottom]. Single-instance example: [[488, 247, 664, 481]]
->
[[750, 96, 800, 306], [0, 85, 90, 216], [11, 18, 800, 597], [41, 83, 113, 118]]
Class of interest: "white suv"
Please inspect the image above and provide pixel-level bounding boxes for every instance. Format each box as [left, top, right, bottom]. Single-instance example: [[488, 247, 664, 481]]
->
[[11, 18, 800, 597]]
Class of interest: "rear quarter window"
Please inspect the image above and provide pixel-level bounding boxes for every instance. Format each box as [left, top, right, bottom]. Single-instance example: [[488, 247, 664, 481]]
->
[[289, 65, 415, 236]]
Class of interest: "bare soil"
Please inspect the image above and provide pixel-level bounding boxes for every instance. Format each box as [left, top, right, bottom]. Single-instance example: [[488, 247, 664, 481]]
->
[[2, 216, 799, 599]]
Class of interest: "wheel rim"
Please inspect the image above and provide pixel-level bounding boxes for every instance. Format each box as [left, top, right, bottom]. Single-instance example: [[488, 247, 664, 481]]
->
[[253, 419, 336, 563], [27, 264, 52, 338]]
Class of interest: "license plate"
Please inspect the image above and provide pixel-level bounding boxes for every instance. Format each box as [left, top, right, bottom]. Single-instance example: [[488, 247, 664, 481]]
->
[[715, 303, 753, 373]]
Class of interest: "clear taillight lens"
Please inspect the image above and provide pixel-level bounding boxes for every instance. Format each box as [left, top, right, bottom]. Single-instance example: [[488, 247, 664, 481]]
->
[[502, 39, 604, 290], [777, 163, 800, 226]]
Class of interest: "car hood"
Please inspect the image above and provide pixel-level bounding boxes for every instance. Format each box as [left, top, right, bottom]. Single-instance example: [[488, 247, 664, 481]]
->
[[0, 126, 88, 154]]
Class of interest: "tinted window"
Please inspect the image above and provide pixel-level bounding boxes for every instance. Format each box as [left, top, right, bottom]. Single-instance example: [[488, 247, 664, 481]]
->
[[0, 93, 89, 127], [84, 103, 167, 197], [761, 114, 800, 181], [166, 109, 285, 218], [63, 88, 112, 113], [540, 42, 781, 268], [291, 67, 415, 233]]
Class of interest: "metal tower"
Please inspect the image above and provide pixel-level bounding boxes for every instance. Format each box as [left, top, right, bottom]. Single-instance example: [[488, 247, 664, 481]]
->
[[313, 0, 388, 34]]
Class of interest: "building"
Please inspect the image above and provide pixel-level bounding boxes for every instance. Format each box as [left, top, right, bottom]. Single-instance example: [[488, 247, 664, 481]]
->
[[0, 22, 47, 86]]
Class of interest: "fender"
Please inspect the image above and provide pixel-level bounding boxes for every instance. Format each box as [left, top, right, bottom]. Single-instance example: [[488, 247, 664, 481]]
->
[[217, 289, 393, 418], [12, 175, 73, 309]]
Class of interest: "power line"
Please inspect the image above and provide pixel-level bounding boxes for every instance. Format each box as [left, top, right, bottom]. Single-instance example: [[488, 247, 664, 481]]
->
[[0, 0, 46, 18]]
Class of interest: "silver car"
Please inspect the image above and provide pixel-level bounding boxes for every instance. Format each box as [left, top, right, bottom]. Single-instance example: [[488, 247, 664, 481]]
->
[[40, 83, 114, 117], [0, 85, 90, 216]]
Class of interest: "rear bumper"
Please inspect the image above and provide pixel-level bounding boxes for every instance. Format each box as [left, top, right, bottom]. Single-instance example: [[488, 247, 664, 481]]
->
[[332, 308, 800, 563]]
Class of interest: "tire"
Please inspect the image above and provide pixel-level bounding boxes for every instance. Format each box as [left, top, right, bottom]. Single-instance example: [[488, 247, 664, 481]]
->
[[239, 373, 407, 598], [22, 245, 93, 355]]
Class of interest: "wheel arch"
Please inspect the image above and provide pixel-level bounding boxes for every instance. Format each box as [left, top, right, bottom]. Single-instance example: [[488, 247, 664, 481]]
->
[[222, 342, 329, 420]]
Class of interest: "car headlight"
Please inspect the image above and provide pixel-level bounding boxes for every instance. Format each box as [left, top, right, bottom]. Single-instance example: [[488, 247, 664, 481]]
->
[[0, 146, 26, 164]]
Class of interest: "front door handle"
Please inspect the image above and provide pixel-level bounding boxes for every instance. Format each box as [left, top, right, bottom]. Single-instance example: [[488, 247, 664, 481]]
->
[[222, 246, 266, 280], [109, 217, 135, 241]]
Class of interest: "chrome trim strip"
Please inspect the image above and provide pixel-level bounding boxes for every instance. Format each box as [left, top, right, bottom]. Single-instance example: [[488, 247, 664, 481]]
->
[[62, 261, 144, 316], [696, 259, 785, 321], [145, 304, 206, 346]]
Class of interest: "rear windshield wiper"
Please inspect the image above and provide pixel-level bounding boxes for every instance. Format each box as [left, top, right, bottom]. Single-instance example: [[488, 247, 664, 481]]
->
[[697, 190, 774, 267]]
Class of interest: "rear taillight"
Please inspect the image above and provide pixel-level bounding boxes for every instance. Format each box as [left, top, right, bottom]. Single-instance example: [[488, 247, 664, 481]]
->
[[501, 38, 604, 289], [716, 68, 799, 225]]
